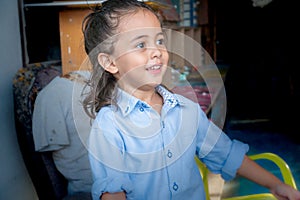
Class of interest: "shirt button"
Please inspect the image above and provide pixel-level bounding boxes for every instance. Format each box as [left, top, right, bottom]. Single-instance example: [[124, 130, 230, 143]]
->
[[167, 150, 172, 158], [173, 182, 178, 191], [124, 106, 130, 113], [139, 107, 144, 112]]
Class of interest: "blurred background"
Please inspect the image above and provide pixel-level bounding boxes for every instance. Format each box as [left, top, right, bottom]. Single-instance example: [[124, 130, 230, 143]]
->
[[0, 0, 298, 199]]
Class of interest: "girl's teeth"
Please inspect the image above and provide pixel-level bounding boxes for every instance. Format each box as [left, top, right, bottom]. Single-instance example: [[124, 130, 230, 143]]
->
[[150, 66, 160, 70]]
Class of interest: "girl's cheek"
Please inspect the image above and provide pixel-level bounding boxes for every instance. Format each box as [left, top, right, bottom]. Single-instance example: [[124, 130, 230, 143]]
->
[[164, 52, 169, 62]]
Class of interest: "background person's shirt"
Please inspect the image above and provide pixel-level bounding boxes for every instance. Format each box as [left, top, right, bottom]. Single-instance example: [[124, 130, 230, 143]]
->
[[88, 85, 249, 200], [32, 71, 93, 195]]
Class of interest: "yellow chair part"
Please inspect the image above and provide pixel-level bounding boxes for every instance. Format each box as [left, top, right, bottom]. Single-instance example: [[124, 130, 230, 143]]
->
[[195, 152, 297, 200], [195, 156, 210, 200]]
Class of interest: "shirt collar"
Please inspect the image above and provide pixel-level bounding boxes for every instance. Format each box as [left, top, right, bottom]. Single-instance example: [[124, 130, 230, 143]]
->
[[116, 85, 181, 116], [116, 88, 138, 116], [156, 85, 180, 107]]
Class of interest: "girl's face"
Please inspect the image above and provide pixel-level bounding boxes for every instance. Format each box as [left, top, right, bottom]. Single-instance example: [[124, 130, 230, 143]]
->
[[104, 9, 169, 92]]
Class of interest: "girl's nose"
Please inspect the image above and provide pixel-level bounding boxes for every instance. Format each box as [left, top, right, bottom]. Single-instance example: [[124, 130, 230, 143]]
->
[[150, 46, 163, 59]]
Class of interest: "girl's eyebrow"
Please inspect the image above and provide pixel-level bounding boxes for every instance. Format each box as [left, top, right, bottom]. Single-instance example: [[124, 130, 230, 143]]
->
[[130, 35, 148, 43], [130, 32, 164, 43]]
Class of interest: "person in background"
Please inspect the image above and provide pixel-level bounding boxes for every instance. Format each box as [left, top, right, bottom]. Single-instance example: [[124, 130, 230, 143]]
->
[[32, 70, 93, 199], [82, 0, 300, 199]]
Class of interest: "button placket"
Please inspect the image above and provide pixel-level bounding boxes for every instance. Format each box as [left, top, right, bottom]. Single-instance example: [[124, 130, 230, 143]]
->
[[139, 106, 144, 112], [125, 106, 129, 113], [139, 102, 147, 112], [167, 150, 172, 158], [172, 182, 179, 191]]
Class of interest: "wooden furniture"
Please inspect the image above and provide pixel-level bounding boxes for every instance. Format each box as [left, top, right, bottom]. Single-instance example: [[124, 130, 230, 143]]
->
[[59, 9, 92, 75]]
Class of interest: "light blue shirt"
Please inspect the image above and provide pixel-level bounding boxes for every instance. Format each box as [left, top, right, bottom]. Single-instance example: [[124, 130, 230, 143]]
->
[[88, 85, 249, 200]]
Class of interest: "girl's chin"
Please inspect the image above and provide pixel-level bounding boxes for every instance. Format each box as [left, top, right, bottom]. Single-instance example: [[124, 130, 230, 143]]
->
[[138, 82, 161, 89], [147, 69, 162, 75]]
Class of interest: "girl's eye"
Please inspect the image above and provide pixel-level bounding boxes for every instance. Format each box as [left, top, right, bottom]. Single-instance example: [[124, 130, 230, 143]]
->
[[136, 42, 145, 49], [157, 38, 165, 46]]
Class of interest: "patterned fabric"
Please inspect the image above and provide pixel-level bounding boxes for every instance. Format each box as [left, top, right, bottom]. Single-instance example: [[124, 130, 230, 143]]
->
[[13, 60, 66, 199], [13, 61, 62, 135]]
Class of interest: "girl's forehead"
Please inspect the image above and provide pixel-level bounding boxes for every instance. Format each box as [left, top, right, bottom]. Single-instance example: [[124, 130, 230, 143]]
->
[[118, 9, 161, 33]]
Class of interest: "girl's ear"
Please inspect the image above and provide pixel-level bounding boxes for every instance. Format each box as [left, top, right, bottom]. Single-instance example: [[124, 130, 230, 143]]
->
[[97, 53, 118, 74]]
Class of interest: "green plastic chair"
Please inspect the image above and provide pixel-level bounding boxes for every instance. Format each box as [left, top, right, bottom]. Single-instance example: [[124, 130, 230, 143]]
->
[[195, 152, 298, 200]]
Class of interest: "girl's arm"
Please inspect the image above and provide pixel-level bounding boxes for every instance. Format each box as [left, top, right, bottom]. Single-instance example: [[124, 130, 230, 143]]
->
[[101, 192, 126, 200], [237, 155, 300, 199]]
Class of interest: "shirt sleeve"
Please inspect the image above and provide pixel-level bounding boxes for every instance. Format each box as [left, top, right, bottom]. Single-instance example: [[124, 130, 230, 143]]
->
[[88, 108, 134, 199], [195, 108, 249, 181], [32, 78, 70, 152], [89, 154, 134, 200]]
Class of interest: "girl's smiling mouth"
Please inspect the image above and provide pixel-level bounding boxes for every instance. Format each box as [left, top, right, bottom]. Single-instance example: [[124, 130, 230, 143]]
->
[[146, 64, 163, 74]]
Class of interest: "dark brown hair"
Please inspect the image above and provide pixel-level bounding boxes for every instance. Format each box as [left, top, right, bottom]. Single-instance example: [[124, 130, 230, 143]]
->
[[82, 0, 161, 119]]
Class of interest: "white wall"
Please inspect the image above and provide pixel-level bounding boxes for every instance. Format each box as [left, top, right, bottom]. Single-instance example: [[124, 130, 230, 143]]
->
[[0, 0, 38, 199]]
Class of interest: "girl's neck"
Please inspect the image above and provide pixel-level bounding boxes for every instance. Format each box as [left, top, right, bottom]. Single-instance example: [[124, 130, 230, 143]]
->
[[139, 90, 163, 114], [135, 89, 155, 101], [122, 86, 163, 114]]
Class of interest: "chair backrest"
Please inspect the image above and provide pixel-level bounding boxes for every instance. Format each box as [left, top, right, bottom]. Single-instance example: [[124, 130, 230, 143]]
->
[[13, 61, 68, 200]]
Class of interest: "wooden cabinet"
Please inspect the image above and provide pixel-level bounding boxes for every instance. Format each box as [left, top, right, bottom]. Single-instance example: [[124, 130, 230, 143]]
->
[[59, 9, 91, 75]]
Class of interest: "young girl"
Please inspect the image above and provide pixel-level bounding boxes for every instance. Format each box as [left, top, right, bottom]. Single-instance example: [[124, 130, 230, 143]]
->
[[82, 0, 300, 199]]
